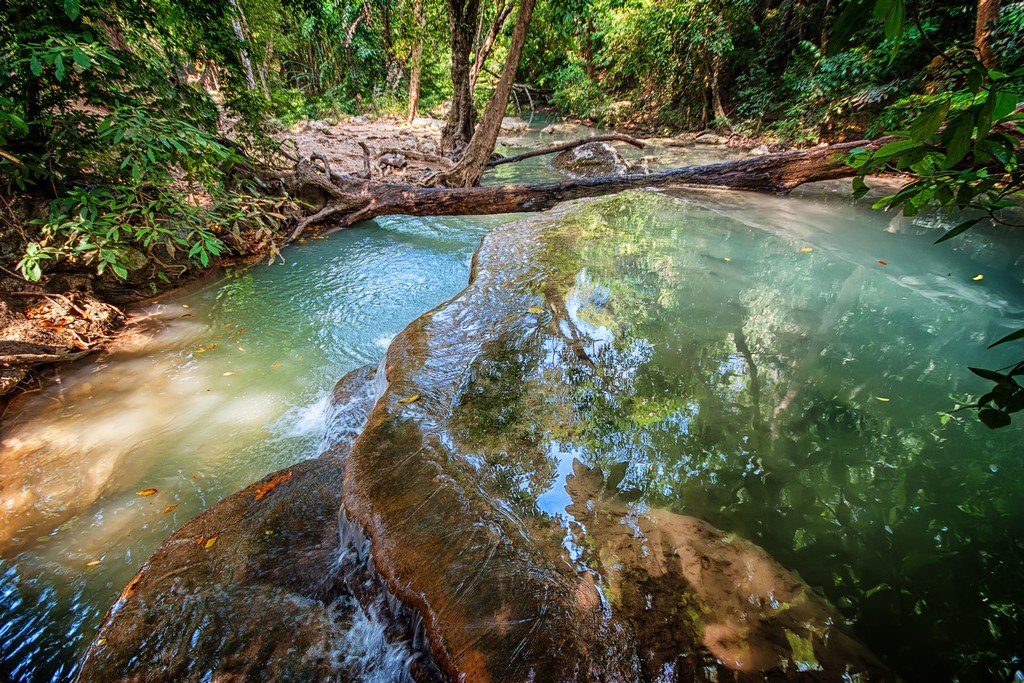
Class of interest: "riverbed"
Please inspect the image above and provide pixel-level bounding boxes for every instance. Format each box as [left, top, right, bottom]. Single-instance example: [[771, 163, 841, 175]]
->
[[2, 126, 1023, 681]]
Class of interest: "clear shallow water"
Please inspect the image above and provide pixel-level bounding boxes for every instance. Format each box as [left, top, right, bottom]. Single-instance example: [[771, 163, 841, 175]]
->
[[0, 214, 500, 682], [0, 130, 1021, 680]]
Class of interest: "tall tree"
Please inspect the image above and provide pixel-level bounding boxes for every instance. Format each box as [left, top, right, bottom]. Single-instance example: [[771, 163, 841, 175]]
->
[[975, 0, 1001, 67], [441, 0, 481, 153], [407, 0, 425, 122], [432, 0, 536, 185]]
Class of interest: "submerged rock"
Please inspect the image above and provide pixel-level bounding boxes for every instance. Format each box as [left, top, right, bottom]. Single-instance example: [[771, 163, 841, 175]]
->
[[552, 141, 627, 178], [84, 195, 888, 681], [78, 365, 443, 682], [338, 198, 887, 680]]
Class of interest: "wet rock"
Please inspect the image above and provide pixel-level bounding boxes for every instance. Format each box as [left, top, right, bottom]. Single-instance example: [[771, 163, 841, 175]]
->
[[552, 141, 627, 178], [694, 132, 729, 145], [750, 143, 771, 156], [540, 122, 580, 135], [500, 116, 530, 134], [379, 152, 408, 169], [338, 200, 886, 681], [78, 365, 443, 682], [411, 116, 445, 130]]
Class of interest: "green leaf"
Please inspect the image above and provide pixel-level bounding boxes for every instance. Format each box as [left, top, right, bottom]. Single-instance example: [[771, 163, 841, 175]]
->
[[111, 261, 128, 279], [909, 100, 950, 142], [54, 54, 65, 81], [988, 327, 1024, 348], [978, 407, 1011, 429], [29, 55, 42, 77], [64, 0, 80, 19], [72, 47, 91, 70], [874, 138, 918, 159], [992, 89, 1018, 121], [827, 0, 873, 55], [934, 217, 983, 243], [969, 366, 1010, 384], [942, 116, 973, 168]]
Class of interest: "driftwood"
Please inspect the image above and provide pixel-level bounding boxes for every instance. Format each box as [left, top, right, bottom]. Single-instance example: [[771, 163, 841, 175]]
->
[[284, 136, 895, 242], [487, 134, 646, 167]]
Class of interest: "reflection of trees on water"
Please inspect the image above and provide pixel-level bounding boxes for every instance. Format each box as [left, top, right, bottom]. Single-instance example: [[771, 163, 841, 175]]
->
[[559, 194, 1024, 680], [447, 193, 1023, 679]]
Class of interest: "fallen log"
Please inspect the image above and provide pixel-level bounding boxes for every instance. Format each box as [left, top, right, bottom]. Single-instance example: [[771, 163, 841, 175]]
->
[[286, 136, 896, 241], [487, 133, 646, 167]]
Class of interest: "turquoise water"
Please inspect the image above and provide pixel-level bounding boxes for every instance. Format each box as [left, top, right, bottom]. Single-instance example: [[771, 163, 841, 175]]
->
[[0, 133, 1021, 680]]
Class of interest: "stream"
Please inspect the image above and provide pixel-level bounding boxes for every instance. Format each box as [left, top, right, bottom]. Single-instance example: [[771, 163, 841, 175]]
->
[[2, 126, 1023, 681]]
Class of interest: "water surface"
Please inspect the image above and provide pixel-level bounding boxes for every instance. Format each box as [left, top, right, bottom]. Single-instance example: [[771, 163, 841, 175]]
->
[[1, 132, 1022, 680]]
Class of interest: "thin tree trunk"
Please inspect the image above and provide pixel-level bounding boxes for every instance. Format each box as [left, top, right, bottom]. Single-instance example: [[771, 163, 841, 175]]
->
[[975, 0, 1001, 68], [469, 1, 514, 90], [228, 0, 259, 92], [432, 0, 536, 187], [712, 61, 728, 124], [407, 0, 425, 123], [442, 0, 482, 154]]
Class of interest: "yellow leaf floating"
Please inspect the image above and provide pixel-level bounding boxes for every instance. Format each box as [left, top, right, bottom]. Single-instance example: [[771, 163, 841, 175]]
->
[[876, 396, 891, 402], [799, 247, 814, 253], [271, 362, 282, 369], [526, 307, 545, 314], [86, 560, 101, 567], [723, 257, 733, 262], [204, 536, 218, 549], [136, 488, 158, 496], [398, 394, 420, 404], [972, 274, 984, 281], [222, 372, 234, 377], [182, 304, 190, 309], [162, 504, 179, 514], [877, 259, 888, 266]]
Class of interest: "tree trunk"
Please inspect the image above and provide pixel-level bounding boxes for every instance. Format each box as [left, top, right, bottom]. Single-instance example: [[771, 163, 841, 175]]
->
[[469, 1, 515, 90], [407, 0, 425, 123], [711, 61, 728, 124], [442, 0, 482, 154], [228, 0, 259, 92], [431, 0, 536, 187], [975, 0, 1001, 68]]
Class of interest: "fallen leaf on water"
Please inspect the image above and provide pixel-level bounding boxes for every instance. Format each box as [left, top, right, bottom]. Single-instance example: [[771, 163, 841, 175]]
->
[[204, 536, 218, 549], [222, 371, 234, 377], [192, 472, 200, 480], [876, 396, 891, 402], [972, 274, 984, 281], [162, 504, 179, 514], [254, 471, 293, 501], [799, 247, 814, 253], [182, 304, 190, 309], [237, 347, 246, 352], [86, 560, 101, 567], [398, 394, 420, 404], [272, 362, 282, 369], [723, 257, 733, 262], [526, 307, 545, 314], [877, 259, 888, 266], [136, 488, 158, 496]]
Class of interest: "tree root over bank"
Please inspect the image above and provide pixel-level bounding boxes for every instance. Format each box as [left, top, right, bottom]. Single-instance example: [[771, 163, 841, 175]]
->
[[284, 135, 896, 242]]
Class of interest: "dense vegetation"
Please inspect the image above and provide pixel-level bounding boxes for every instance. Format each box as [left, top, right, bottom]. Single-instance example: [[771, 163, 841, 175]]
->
[[0, 0, 1022, 417]]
